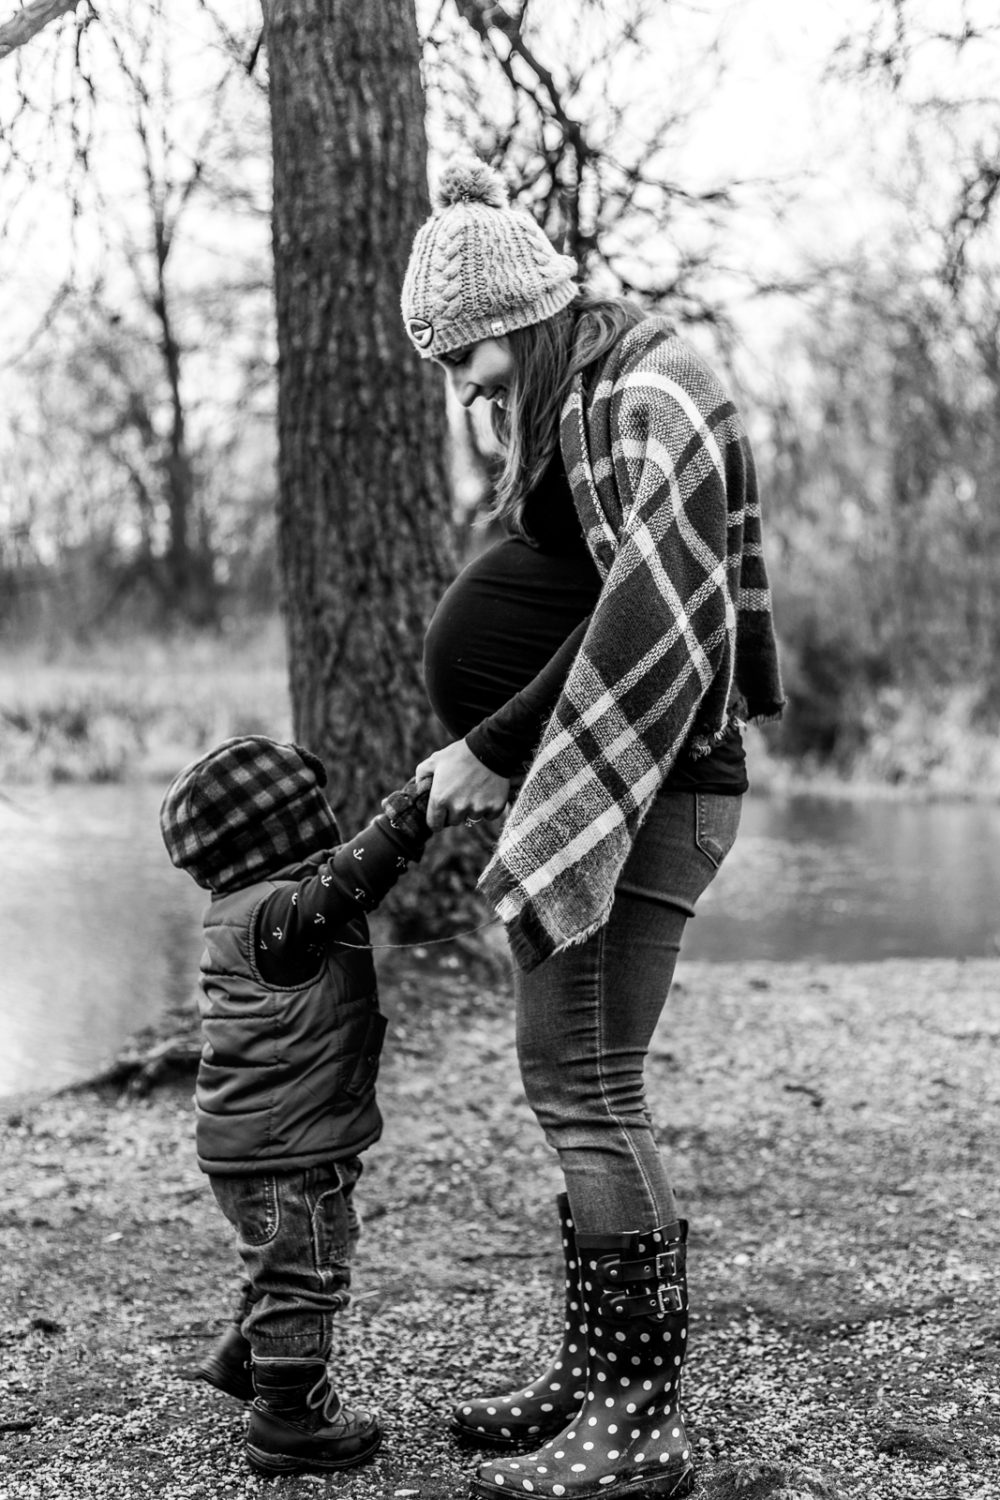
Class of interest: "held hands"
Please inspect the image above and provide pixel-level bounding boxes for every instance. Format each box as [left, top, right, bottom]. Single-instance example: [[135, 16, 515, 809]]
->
[[415, 740, 510, 833], [380, 777, 431, 838]]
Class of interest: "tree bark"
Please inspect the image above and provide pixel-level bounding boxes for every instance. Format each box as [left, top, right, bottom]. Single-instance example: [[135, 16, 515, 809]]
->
[[263, 0, 456, 835]]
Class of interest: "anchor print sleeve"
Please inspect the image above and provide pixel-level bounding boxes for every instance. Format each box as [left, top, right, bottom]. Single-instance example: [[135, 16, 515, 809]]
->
[[254, 780, 431, 985]]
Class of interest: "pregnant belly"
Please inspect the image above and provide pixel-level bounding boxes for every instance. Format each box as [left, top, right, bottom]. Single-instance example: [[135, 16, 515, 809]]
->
[[423, 536, 600, 739]]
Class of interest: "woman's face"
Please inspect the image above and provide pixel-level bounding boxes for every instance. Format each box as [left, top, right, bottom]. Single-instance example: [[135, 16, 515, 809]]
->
[[435, 336, 514, 410]]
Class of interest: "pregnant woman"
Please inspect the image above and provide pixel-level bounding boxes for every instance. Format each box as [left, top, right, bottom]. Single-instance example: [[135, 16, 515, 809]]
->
[[401, 160, 784, 1500]]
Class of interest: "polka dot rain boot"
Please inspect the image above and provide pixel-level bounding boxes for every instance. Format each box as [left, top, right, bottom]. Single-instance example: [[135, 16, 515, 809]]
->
[[471, 1220, 694, 1500], [452, 1195, 589, 1449]]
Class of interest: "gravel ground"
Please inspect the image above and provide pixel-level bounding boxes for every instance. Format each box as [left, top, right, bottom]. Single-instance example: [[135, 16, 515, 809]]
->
[[1, 956, 998, 1500]]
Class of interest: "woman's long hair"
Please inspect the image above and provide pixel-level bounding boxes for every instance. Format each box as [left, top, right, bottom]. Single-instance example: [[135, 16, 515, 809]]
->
[[489, 289, 648, 537]]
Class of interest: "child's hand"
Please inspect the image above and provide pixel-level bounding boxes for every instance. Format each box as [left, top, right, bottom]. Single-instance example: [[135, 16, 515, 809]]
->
[[381, 778, 431, 836]]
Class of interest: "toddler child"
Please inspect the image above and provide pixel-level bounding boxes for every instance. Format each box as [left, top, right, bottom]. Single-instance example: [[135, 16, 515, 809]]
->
[[159, 734, 431, 1477]]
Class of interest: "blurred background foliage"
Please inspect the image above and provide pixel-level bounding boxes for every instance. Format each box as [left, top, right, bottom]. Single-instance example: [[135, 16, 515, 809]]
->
[[1, 0, 998, 794]]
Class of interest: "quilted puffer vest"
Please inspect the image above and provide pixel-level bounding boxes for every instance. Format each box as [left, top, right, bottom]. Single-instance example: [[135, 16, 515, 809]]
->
[[194, 880, 386, 1175]]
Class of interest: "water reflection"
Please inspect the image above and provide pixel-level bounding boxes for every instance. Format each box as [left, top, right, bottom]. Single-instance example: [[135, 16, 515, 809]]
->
[[1, 784, 998, 1098], [0, 783, 205, 1098], [688, 795, 1000, 962]]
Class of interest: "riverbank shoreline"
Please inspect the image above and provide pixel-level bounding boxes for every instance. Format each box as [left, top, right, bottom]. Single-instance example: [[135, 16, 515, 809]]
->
[[2, 625, 999, 803], [2, 955, 997, 1500], [4, 737, 1000, 808]]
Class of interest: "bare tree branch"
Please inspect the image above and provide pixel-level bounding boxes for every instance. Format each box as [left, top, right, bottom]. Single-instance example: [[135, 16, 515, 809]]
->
[[0, 0, 83, 61], [450, 0, 594, 256], [0, 279, 74, 368], [831, 3, 1000, 292], [424, 0, 777, 328], [947, 155, 1000, 292]]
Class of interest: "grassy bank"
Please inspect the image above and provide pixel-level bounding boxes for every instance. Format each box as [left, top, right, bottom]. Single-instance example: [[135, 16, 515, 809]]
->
[[1, 623, 999, 801], [1, 955, 998, 1500], [0, 621, 291, 787]]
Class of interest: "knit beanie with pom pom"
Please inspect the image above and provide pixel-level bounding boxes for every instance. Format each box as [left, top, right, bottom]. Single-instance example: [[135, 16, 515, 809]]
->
[[401, 157, 578, 360]]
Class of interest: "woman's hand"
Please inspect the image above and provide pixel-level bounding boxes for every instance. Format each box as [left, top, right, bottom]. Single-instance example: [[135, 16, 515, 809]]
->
[[415, 740, 510, 833]]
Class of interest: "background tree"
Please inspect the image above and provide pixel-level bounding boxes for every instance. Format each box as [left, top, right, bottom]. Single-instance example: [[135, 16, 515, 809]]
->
[[424, 0, 762, 316], [1, 0, 477, 938], [260, 0, 456, 837], [5, 0, 1000, 812], [755, 248, 1000, 773], [0, 0, 274, 631], [739, 0, 1000, 774], [419, 0, 792, 518], [833, 0, 1000, 290]]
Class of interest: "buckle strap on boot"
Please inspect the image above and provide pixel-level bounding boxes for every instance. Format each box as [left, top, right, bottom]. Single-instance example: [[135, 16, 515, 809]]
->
[[599, 1278, 686, 1319], [594, 1245, 687, 1321], [577, 1219, 688, 1321], [607, 1246, 682, 1284]]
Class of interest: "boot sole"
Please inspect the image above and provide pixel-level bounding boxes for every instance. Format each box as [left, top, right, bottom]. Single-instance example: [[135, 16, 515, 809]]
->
[[471, 1461, 694, 1500], [246, 1430, 382, 1476]]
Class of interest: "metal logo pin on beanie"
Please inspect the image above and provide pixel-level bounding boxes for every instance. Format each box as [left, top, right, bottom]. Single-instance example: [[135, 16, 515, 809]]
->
[[408, 318, 434, 349]]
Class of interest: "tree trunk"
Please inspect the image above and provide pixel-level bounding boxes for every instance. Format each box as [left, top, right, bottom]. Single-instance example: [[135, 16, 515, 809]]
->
[[158, 302, 215, 624], [263, 1, 457, 826], [0, 0, 80, 62]]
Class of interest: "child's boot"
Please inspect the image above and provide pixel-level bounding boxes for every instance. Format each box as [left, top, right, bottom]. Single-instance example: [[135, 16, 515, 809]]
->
[[197, 1322, 254, 1402], [472, 1220, 694, 1499], [452, 1194, 588, 1448], [246, 1357, 381, 1476]]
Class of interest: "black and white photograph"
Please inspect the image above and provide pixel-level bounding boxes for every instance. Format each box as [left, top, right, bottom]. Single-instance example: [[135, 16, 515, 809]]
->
[[0, 3, 997, 1498]]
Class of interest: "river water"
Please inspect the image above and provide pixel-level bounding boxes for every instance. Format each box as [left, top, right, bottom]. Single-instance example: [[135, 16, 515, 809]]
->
[[1, 782, 998, 1099]]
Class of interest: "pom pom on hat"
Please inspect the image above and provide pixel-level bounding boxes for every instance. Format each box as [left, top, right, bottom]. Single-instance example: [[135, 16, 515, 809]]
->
[[435, 157, 509, 211], [401, 154, 577, 360]]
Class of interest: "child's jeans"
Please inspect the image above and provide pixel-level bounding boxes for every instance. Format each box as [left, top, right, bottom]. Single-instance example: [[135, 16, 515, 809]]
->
[[209, 1157, 362, 1361]]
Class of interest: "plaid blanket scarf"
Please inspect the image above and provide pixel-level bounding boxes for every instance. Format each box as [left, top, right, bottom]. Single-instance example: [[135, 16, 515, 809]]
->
[[478, 318, 784, 971]]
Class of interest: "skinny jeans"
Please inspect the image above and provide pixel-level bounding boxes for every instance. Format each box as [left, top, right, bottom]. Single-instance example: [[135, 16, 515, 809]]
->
[[514, 789, 741, 1236]]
